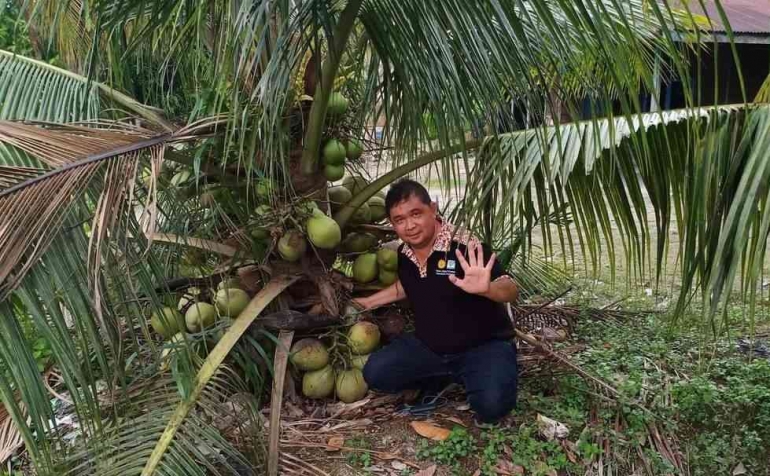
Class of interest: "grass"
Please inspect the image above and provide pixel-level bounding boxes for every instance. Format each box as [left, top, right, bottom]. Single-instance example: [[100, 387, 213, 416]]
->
[[410, 277, 770, 476]]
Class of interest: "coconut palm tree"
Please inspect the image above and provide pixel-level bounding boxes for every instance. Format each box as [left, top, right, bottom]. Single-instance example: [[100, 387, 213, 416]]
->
[[0, 0, 766, 474]]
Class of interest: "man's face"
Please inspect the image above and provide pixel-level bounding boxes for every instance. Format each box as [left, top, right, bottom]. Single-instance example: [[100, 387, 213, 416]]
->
[[388, 194, 438, 249]]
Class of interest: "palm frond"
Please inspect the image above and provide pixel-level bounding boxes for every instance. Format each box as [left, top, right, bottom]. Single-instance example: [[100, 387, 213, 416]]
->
[[457, 103, 770, 327], [0, 121, 169, 300], [0, 49, 172, 128]]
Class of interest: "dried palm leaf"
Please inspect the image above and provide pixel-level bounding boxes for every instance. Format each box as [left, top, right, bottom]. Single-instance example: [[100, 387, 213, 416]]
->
[[0, 399, 25, 464], [0, 121, 170, 300]]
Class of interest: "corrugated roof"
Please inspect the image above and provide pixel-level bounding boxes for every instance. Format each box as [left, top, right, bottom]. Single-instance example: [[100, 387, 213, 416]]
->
[[686, 0, 770, 35]]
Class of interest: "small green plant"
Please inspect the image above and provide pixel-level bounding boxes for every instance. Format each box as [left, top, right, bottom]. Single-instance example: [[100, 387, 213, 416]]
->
[[416, 427, 477, 472], [506, 424, 579, 475], [345, 437, 373, 469]]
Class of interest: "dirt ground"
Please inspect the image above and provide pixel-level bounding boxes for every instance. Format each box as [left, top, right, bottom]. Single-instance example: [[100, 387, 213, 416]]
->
[[278, 387, 512, 476]]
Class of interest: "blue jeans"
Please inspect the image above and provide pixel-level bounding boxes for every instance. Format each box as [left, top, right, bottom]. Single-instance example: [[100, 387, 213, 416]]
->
[[363, 333, 518, 423]]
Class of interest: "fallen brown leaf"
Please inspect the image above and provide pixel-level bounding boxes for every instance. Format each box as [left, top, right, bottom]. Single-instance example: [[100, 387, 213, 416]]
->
[[325, 436, 344, 452], [471, 470, 481, 476], [495, 459, 524, 475], [414, 464, 437, 476], [410, 421, 451, 441]]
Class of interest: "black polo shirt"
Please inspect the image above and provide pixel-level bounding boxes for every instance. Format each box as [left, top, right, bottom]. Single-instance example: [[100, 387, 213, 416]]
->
[[397, 223, 514, 354]]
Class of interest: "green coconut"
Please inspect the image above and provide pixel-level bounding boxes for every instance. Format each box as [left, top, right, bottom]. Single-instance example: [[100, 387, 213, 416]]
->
[[307, 212, 342, 249], [170, 169, 192, 187], [368, 196, 387, 222], [335, 369, 369, 403], [323, 164, 345, 182], [348, 321, 381, 355], [185, 302, 217, 333], [302, 365, 336, 399], [353, 253, 378, 283], [278, 230, 307, 262], [376, 248, 398, 272], [214, 288, 250, 317], [342, 175, 369, 195], [350, 354, 370, 370], [151, 307, 185, 339], [322, 140, 347, 166], [290, 338, 330, 371], [340, 232, 378, 253], [346, 139, 364, 160], [379, 269, 398, 285], [328, 186, 352, 211], [350, 202, 371, 224], [327, 92, 349, 116]]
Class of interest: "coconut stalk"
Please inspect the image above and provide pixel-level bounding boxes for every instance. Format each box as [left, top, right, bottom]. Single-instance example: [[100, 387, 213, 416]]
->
[[141, 274, 300, 476], [300, 0, 364, 176]]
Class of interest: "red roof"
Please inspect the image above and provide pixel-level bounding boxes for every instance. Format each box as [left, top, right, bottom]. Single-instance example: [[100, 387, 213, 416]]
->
[[686, 0, 770, 34]]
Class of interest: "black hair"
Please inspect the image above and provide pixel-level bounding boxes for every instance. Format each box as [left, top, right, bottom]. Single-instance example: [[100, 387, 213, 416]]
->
[[385, 179, 432, 216]]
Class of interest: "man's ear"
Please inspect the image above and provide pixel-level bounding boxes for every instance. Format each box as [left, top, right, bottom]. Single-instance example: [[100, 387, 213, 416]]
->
[[430, 201, 438, 215]]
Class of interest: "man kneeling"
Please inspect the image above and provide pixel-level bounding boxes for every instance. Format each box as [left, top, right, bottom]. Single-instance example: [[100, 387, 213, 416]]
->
[[352, 179, 519, 424]]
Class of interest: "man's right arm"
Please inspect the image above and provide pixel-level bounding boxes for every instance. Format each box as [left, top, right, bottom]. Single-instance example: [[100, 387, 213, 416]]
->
[[351, 280, 406, 310]]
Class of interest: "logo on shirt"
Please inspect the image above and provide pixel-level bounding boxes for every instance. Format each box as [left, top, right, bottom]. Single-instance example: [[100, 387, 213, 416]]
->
[[435, 258, 456, 277]]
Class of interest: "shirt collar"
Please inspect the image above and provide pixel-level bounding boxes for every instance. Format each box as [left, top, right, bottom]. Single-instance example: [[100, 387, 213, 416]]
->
[[400, 218, 479, 278]]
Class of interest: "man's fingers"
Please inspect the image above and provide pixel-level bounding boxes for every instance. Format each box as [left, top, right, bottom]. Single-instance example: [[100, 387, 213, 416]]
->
[[455, 248, 470, 271], [476, 242, 484, 267], [468, 242, 478, 267], [485, 252, 497, 271], [448, 275, 463, 287]]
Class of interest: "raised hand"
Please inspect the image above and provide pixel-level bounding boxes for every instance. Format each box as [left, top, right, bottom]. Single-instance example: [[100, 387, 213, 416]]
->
[[448, 241, 496, 296]]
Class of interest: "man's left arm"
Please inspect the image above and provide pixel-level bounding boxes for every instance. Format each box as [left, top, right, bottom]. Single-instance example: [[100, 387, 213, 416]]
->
[[480, 275, 519, 303], [480, 243, 518, 303]]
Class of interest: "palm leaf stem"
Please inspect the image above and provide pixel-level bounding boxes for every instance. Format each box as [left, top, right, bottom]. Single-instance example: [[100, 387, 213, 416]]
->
[[141, 275, 300, 476], [0, 134, 170, 199], [334, 139, 484, 227]]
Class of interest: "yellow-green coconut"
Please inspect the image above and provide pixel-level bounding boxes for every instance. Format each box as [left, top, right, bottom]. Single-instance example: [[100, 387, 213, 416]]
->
[[341, 232, 378, 253], [379, 269, 398, 285], [353, 253, 378, 283], [346, 139, 364, 160], [307, 211, 342, 249], [376, 248, 398, 272], [151, 307, 186, 339], [342, 175, 369, 195], [323, 140, 347, 166], [290, 338, 330, 371], [335, 369, 368, 403], [278, 230, 307, 262], [327, 92, 349, 116], [303, 365, 336, 399], [214, 288, 250, 317], [185, 302, 217, 332], [347, 321, 381, 355], [368, 196, 387, 222], [323, 164, 345, 182]]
